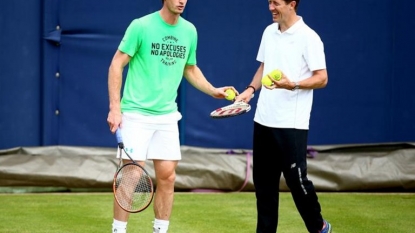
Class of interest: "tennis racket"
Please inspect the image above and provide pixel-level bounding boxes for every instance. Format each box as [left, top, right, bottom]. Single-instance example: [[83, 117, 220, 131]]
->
[[210, 101, 251, 119], [113, 129, 154, 213]]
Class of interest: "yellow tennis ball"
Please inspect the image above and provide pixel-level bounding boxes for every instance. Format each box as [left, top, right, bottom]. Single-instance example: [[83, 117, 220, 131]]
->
[[269, 69, 282, 81], [261, 76, 273, 87], [225, 89, 236, 101]]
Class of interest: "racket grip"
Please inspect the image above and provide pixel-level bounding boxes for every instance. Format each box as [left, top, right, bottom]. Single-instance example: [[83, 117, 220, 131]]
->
[[115, 129, 124, 149]]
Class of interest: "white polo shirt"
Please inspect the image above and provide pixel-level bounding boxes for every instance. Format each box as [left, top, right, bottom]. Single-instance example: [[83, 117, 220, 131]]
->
[[254, 16, 326, 130]]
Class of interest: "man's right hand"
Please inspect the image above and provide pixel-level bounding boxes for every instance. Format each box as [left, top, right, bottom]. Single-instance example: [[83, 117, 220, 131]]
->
[[107, 110, 122, 133], [234, 89, 254, 103]]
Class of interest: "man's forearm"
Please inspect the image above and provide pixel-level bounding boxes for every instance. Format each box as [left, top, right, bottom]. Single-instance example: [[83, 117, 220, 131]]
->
[[108, 65, 123, 111], [184, 65, 215, 96]]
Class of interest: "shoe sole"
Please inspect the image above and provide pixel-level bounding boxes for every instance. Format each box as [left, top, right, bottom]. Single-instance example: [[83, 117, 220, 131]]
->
[[327, 224, 332, 233]]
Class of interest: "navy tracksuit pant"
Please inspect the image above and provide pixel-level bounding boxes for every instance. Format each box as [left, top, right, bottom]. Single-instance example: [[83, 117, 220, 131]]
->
[[252, 122, 324, 233]]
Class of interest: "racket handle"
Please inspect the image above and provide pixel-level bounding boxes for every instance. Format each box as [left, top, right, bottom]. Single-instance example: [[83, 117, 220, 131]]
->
[[115, 129, 124, 149]]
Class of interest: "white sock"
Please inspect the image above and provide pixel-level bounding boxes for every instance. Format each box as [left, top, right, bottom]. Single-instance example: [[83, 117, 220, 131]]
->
[[153, 219, 169, 233], [112, 219, 127, 233]]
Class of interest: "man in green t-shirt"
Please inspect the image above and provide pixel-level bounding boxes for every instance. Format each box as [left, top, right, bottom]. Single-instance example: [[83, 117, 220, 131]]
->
[[107, 1, 237, 232]]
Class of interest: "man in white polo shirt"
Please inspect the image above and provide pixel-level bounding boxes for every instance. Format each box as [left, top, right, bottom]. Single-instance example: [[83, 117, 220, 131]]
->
[[236, 0, 332, 232]]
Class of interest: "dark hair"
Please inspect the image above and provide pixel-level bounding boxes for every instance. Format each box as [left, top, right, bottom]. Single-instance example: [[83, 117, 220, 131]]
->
[[283, 0, 300, 10]]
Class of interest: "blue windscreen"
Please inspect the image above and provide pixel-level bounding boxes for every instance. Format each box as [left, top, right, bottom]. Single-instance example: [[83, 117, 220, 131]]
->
[[1, 0, 414, 150]]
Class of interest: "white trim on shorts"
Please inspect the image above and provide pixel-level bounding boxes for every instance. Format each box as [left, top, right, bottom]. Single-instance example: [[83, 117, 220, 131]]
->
[[117, 111, 182, 161]]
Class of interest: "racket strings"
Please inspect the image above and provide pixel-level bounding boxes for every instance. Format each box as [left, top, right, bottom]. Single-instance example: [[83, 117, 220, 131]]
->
[[114, 164, 153, 212], [211, 102, 251, 118]]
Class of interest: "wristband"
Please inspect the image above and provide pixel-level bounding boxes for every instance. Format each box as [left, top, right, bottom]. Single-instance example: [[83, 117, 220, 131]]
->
[[245, 85, 256, 93]]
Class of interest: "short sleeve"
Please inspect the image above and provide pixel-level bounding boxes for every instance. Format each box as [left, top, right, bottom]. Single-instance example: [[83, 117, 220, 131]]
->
[[118, 19, 142, 57], [304, 32, 326, 71], [186, 26, 198, 65]]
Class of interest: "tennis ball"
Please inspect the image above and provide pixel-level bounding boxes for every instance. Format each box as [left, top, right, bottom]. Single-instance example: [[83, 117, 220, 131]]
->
[[225, 89, 236, 101], [269, 69, 282, 81], [261, 76, 273, 87]]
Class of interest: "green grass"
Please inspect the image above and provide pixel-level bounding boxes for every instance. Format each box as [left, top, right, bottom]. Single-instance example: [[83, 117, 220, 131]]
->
[[0, 192, 414, 232]]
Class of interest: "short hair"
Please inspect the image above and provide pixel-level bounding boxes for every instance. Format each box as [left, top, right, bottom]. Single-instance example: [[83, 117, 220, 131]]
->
[[283, 0, 300, 10]]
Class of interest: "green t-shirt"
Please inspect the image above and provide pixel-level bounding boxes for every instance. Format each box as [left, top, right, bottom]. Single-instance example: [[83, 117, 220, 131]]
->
[[118, 11, 197, 115]]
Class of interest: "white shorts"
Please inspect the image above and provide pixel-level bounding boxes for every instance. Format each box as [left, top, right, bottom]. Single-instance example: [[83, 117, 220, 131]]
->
[[117, 111, 182, 161]]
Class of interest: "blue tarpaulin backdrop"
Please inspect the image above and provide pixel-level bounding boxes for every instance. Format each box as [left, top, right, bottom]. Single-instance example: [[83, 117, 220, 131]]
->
[[1, 0, 414, 150]]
